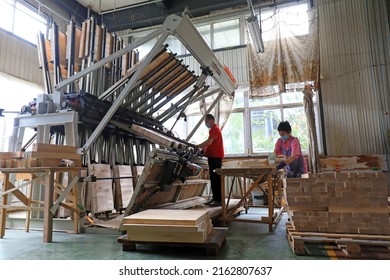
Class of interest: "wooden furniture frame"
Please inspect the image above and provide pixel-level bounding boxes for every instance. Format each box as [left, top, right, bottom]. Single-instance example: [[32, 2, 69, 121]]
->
[[215, 166, 284, 231], [0, 167, 86, 242]]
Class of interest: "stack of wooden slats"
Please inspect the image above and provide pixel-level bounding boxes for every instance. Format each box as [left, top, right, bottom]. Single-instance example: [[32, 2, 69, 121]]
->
[[0, 152, 24, 168], [285, 172, 390, 235], [0, 144, 81, 168], [26, 143, 81, 167], [122, 209, 213, 243]]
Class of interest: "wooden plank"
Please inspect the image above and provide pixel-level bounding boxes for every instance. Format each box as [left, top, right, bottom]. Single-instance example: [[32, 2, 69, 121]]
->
[[118, 228, 228, 256], [113, 165, 134, 209], [58, 31, 67, 68], [0, 152, 23, 160], [32, 143, 77, 153], [79, 21, 87, 59], [122, 209, 209, 226], [94, 25, 102, 62], [126, 227, 207, 243], [25, 151, 81, 160]]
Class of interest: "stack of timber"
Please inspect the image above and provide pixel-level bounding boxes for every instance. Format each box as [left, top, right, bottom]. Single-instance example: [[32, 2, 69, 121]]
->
[[122, 209, 213, 243], [0, 152, 24, 168], [0, 144, 81, 168], [285, 172, 390, 257]]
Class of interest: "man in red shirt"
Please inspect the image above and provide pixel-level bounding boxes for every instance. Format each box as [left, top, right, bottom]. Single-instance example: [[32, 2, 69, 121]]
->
[[196, 114, 224, 207]]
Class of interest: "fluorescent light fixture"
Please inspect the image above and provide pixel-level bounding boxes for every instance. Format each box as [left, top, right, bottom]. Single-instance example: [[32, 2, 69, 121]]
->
[[246, 0, 264, 53]]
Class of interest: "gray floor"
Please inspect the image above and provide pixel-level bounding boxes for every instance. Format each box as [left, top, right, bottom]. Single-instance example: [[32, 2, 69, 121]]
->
[[0, 210, 326, 260]]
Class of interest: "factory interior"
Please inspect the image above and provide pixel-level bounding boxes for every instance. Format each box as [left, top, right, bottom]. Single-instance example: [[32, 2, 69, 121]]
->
[[0, 0, 390, 263]]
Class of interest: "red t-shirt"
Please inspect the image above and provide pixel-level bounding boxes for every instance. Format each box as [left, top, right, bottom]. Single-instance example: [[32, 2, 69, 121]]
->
[[204, 125, 224, 158]]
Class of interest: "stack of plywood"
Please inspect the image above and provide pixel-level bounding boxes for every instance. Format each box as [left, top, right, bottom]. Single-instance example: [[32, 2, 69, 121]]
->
[[122, 209, 213, 243], [285, 172, 390, 235]]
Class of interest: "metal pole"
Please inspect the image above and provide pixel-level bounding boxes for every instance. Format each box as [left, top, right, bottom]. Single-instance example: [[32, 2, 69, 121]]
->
[[81, 31, 170, 153], [55, 28, 164, 91], [185, 91, 223, 141]]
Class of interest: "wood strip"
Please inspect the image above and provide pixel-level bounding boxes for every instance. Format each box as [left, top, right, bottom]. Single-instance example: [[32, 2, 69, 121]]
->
[[25, 151, 81, 160], [79, 21, 87, 59], [122, 209, 209, 226], [32, 143, 77, 153]]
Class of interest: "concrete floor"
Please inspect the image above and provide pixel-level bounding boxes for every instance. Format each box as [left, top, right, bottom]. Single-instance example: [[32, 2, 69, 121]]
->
[[0, 211, 328, 260]]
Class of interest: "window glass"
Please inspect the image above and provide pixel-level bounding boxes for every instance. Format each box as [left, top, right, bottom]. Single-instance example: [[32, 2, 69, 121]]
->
[[165, 35, 183, 55], [222, 112, 245, 154], [197, 24, 211, 47], [187, 115, 209, 145], [13, 2, 47, 44], [232, 91, 244, 108], [251, 109, 281, 153], [283, 107, 308, 151], [0, 0, 14, 32], [213, 19, 240, 49], [282, 91, 303, 104], [249, 95, 280, 106], [136, 36, 158, 59]]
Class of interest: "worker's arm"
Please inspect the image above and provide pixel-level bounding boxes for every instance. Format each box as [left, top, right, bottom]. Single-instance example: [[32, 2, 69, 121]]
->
[[284, 153, 298, 165], [197, 136, 214, 149]]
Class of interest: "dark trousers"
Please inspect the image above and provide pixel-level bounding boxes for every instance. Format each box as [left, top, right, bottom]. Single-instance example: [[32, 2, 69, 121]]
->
[[208, 157, 223, 202]]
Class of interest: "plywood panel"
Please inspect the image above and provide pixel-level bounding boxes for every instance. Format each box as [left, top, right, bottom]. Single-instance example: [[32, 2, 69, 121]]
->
[[89, 164, 114, 213], [122, 209, 209, 226], [113, 165, 134, 209]]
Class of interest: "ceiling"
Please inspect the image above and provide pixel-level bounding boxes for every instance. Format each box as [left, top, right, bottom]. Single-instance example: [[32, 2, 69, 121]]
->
[[49, 0, 306, 32]]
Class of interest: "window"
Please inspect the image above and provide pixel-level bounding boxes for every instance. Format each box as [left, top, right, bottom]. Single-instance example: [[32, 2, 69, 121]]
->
[[197, 24, 211, 47], [213, 19, 240, 49], [0, 0, 14, 32], [251, 109, 281, 153], [13, 2, 47, 44], [0, 1, 48, 44], [222, 112, 245, 154], [165, 35, 183, 55], [0, 72, 43, 151]]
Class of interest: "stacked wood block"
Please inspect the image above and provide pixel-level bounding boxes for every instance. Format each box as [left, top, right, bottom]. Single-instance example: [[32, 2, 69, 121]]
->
[[0, 144, 81, 168], [122, 209, 213, 243], [26, 143, 81, 167], [0, 152, 24, 168], [285, 172, 390, 235]]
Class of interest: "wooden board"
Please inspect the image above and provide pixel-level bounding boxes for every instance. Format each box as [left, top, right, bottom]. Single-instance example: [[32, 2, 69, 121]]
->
[[32, 143, 77, 153], [25, 151, 81, 160], [79, 21, 87, 59], [124, 219, 213, 243], [89, 164, 114, 214], [0, 152, 23, 160], [113, 165, 134, 209], [118, 227, 228, 256], [122, 209, 209, 226]]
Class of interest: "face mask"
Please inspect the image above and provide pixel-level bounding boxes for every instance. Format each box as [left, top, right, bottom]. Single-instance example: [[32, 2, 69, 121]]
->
[[206, 122, 212, 129], [281, 135, 289, 141]]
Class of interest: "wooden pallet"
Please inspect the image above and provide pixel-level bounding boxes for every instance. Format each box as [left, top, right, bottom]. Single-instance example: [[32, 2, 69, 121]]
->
[[286, 223, 390, 259], [117, 227, 228, 256]]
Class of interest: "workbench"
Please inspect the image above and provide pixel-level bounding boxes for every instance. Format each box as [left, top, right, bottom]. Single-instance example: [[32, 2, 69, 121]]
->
[[215, 166, 284, 231], [0, 167, 86, 242]]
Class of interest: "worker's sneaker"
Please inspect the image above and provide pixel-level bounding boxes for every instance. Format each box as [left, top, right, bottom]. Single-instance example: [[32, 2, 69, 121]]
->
[[205, 199, 215, 205], [208, 200, 221, 207]]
